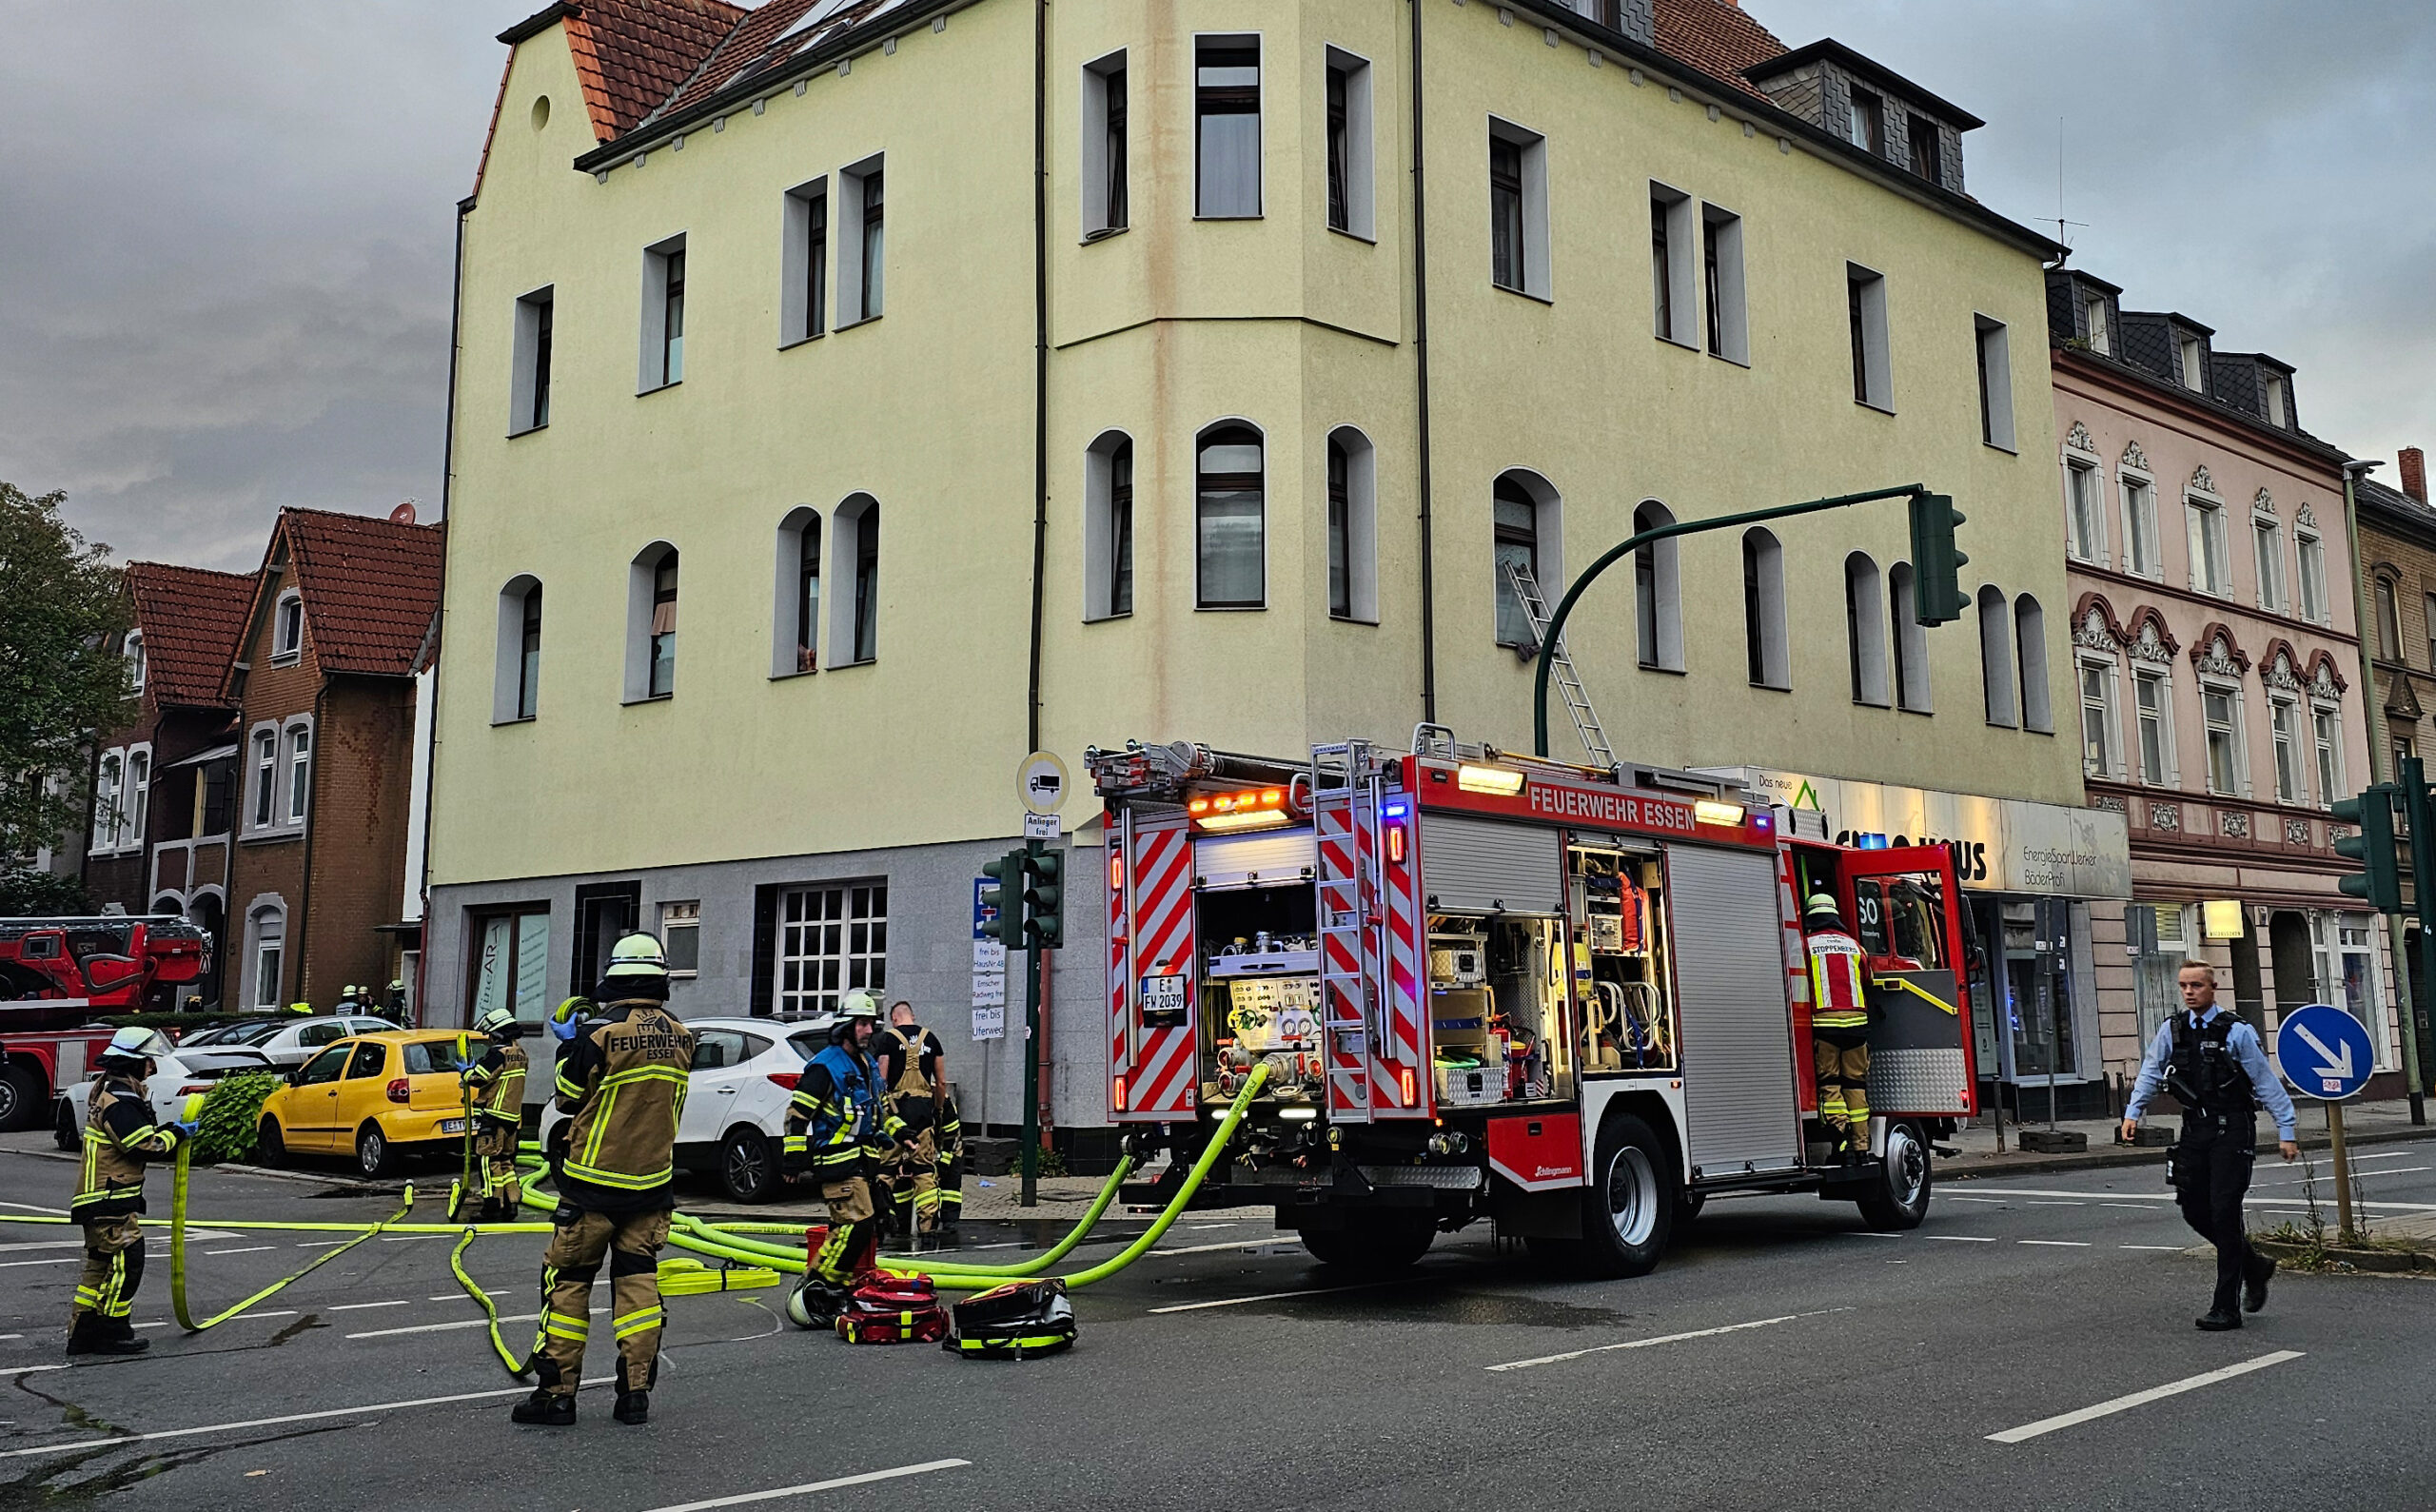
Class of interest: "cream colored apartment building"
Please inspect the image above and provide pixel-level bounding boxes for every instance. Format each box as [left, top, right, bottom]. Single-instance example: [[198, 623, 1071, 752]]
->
[[427, 0, 2107, 1147]]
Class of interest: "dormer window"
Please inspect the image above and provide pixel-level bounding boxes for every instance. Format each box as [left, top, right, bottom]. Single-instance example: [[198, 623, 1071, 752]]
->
[[1907, 113, 1941, 186], [124, 631, 146, 692], [2178, 336, 2205, 391], [2083, 294, 2110, 354], [272, 590, 304, 662], [2264, 373, 2289, 427], [1847, 88, 1884, 155]]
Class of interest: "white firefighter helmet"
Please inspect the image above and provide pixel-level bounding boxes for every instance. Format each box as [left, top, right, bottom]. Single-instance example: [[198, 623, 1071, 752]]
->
[[600, 932, 670, 983], [473, 1005, 519, 1038], [838, 988, 884, 1022], [101, 1025, 174, 1064]]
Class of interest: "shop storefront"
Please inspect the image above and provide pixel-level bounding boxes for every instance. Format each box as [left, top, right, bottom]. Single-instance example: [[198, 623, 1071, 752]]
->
[[1710, 768, 2134, 1121]]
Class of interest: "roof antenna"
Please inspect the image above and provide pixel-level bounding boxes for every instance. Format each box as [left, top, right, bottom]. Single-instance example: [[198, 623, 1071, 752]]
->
[[2053, 116, 2087, 265]]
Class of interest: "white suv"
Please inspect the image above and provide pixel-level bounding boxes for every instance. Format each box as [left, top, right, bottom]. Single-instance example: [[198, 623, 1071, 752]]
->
[[541, 1013, 833, 1203]]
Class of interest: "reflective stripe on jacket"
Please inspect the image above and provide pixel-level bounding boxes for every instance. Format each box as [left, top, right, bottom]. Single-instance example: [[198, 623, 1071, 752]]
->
[[785, 1041, 902, 1169], [464, 1041, 528, 1127], [555, 1001, 693, 1205], [75, 1077, 176, 1219], [1808, 930, 1870, 1031]]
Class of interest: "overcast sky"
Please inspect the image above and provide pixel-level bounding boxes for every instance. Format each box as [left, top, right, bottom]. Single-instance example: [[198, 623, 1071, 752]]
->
[[3, 2, 2431, 571]]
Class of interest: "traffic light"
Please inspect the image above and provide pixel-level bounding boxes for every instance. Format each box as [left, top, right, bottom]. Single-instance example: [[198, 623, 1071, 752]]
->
[[979, 847, 1026, 947], [2333, 785, 2403, 913], [1020, 840, 1064, 951], [1907, 491, 1970, 625]]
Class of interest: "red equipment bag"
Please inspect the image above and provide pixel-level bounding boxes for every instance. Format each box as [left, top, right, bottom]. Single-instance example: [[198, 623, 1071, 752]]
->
[[835, 1272, 948, 1345]]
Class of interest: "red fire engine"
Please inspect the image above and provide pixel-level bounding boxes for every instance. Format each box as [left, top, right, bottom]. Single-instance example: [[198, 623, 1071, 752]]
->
[[0, 915, 209, 1129], [1088, 729, 1979, 1277]]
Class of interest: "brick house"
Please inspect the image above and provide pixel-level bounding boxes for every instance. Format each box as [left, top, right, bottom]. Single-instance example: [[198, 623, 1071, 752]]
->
[[2353, 446, 2436, 1085], [84, 563, 257, 1005], [224, 508, 443, 1013]]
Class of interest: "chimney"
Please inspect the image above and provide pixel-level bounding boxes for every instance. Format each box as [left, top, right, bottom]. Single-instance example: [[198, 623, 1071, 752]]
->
[[2402, 446, 2427, 505]]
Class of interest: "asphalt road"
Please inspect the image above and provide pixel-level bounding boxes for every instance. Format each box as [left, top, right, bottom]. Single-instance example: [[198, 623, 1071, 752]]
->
[[2, 1139, 2433, 1511]]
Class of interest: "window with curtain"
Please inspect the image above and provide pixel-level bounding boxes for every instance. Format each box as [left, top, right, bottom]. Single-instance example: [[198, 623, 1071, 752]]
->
[[2313, 705, 2343, 807], [250, 908, 285, 1010], [2065, 460, 2102, 562], [2122, 474, 2158, 578], [2203, 687, 2240, 795], [2253, 515, 2284, 613], [2187, 499, 2229, 596], [2296, 531, 2327, 622], [660, 246, 686, 386], [1104, 63, 1129, 231], [650, 551, 679, 697], [858, 170, 884, 319], [1195, 425, 1264, 608], [252, 729, 276, 828], [1326, 63, 1349, 233], [1195, 38, 1261, 218], [2079, 663, 2117, 777], [92, 753, 122, 852]]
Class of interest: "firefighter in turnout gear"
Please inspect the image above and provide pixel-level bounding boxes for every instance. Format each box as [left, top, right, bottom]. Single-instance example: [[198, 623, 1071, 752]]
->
[[460, 1005, 530, 1221], [880, 1001, 948, 1241], [783, 990, 906, 1325], [69, 1027, 190, 1355], [514, 933, 695, 1427], [1804, 893, 1873, 1157]]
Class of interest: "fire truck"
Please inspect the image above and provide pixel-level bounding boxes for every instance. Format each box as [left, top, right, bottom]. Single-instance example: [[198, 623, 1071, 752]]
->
[[1087, 728, 1979, 1278], [0, 915, 209, 1129]]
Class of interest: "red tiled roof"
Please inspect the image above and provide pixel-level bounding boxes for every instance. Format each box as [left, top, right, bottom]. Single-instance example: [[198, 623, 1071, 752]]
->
[[561, 0, 748, 141], [1655, 0, 1787, 101], [245, 508, 446, 680], [125, 563, 256, 710], [654, 0, 909, 122]]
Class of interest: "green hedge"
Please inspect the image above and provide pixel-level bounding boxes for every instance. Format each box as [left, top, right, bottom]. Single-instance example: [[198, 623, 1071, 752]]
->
[[190, 1070, 283, 1165]]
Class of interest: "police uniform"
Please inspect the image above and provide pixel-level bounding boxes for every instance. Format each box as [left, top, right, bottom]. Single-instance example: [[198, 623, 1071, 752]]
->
[[785, 1007, 905, 1296], [521, 951, 693, 1426], [69, 1069, 182, 1351], [462, 1029, 529, 1220], [879, 1022, 947, 1238], [1805, 904, 1873, 1154]]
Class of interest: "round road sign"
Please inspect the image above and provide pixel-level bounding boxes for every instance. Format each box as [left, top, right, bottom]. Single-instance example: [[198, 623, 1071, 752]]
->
[[1019, 750, 1070, 815], [2274, 1003, 2374, 1102]]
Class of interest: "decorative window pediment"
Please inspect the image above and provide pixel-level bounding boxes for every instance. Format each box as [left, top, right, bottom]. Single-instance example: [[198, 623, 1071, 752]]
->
[[2296, 502, 2318, 529], [2065, 421, 2097, 455], [2073, 606, 2122, 654], [2253, 487, 2276, 516], [2190, 625, 2249, 679], [2121, 440, 2150, 473], [2189, 463, 2219, 498], [2262, 648, 2303, 694]]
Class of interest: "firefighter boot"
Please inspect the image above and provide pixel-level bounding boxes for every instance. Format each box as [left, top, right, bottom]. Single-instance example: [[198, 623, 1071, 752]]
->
[[511, 1389, 577, 1425], [65, 1316, 146, 1357], [615, 1391, 649, 1425]]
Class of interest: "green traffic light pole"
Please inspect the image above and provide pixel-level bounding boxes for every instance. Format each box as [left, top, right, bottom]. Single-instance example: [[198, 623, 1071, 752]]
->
[[1531, 483, 1929, 758]]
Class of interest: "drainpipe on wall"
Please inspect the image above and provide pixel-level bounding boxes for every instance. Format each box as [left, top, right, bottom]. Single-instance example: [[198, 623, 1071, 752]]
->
[[1407, 0, 1437, 724], [1026, 0, 1049, 755], [2343, 459, 2425, 1122], [417, 200, 471, 1028]]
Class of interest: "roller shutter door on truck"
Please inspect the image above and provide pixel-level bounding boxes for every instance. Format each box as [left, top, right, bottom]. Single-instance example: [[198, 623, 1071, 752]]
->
[[1419, 815, 1564, 915], [1665, 844, 1802, 1178]]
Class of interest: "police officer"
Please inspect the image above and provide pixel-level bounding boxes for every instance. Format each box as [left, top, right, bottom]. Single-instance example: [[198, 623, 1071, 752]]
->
[[880, 1001, 947, 1242], [514, 933, 694, 1427], [782, 990, 906, 1325], [460, 1005, 530, 1222], [1803, 893, 1873, 1158], [69, 1027, 193, 1355], [2123, 960, 2299, 1330]]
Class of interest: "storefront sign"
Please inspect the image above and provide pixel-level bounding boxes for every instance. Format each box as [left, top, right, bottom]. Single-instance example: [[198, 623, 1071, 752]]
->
[[2201, 899, 2246, 938], [1716, 768, 2132, 899]]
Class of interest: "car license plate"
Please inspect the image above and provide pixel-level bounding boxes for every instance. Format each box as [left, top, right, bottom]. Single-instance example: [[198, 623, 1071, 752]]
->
[[442, 1119, 466, 1134]]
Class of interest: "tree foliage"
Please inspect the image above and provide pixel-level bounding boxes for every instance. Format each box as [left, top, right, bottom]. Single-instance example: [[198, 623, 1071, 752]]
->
[[0, 868, 90, 916], [0, 481, 131, 861]]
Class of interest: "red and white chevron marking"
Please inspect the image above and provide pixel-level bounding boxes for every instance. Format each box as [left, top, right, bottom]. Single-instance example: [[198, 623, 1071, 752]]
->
[[1376, 806, 1430, 1118], [1125, 823, 1198, 1118], [1316, 797, 1368, 1117]]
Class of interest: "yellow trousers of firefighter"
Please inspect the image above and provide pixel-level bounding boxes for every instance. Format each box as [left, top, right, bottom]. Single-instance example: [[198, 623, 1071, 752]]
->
[[70, 1215, 145, 1328], [814, 1175, 882, 1285], [475, 1121, 521, 1210], [887, 1127, 940, 1238], [1813, 1031, 1872, 1150], [531, 1209, 670, 1399]]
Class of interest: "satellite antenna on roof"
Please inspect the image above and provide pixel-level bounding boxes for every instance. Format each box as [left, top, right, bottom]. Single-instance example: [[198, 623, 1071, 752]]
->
[[391, 500, 419, 525]]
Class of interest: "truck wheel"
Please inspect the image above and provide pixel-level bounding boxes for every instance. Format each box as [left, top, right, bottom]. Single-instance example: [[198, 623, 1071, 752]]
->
[[1299, 1216, 1434, 1275], [55, 1098, 79, 1151], [1856, 1121, 1932, 1230], [255, 1119, 285, 1168], [0, 1068, 42, 1132], [719, 1129, 777, 1204], [356, 1124, 392, 1179], [1576, 1112, 1676, 1279]]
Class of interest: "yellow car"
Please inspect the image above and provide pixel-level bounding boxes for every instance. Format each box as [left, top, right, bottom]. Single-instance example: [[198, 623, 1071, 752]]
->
[[255, 1031, 481, 1177]]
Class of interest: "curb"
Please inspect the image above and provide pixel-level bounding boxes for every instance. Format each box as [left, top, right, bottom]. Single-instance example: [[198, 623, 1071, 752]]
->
[[2253, 1235, 2436, 1274], [1943, 1124, 2434, 1183]]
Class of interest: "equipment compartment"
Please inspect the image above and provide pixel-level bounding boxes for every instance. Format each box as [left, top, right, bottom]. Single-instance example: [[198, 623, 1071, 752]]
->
[[1424, 915, 1571, 1107], [1568, 841, 1680, 1074]]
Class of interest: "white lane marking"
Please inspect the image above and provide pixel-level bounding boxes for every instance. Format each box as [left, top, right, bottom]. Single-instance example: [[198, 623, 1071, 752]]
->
[[0, 1333, 20, 1342], [206, 1247, 276, 1257], [1837, 1232, 1901, 1240], [1149, 1284, 1389, 1314], [1149, 1240, 1295, 1257], [0, 1365, 69, 1378], [233, 1311, 295, 1322], [134, 1323, 170, 1329], [1945, 1196, 2009, 1205], [1925, 1235, 1996, 1243], [2119, 1245, 2183, 1251], [1186, 1223, 1241, 1231], [1987, 1351, 2304, 1444], [2019, 1240, 2091, 1247], [0, 1375, 614, 1458], [1485, 1308, 1843, 1372], [328, 1300, 412, 1313], [639, 1459, 971, 1512], [2026, 1200, 2084, 1207], [2102, 1203, 2157, 1210], [378, 1235, 448, 1243], [0, 1241, 85, 1254], [2259, 1166, 2430, 1186], [0, 1200, 69, 1215], [0, 1258, 78, 1268], [1957, 1187, 2436, 1211], [349, 1305, 601, 1340], [429, 1290, 507, 1301]]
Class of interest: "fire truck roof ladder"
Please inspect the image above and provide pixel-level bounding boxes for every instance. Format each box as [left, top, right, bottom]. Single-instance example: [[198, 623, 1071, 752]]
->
[[1310, 739, 1378, 1121], [1502, 558, 1614, 771]]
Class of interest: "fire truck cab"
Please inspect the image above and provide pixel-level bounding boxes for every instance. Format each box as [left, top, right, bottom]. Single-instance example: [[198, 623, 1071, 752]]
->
[[1089, 728, 1978, 1278]]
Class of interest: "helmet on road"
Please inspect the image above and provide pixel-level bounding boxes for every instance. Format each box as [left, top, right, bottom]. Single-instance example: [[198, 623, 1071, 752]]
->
[[601, 933, 670, 982], [1803, 893, 1846, 929], [473, 1005, 520, 1038], [839, 989, 884, 1022], [99, 1025, 174, 1066]]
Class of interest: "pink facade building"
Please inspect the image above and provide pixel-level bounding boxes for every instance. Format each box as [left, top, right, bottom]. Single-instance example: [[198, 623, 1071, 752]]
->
[[2046, 267, 2403, 1102]]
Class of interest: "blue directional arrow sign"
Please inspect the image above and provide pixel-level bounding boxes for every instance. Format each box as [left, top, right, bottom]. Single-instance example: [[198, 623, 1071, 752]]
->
[[2274, 1003, 2375, 1102]]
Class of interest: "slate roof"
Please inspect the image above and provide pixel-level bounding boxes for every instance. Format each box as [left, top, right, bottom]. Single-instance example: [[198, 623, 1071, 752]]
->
[[234, 508, 446, 684], [125, 563, 256, 710], [1656, 0, 1787, 103]]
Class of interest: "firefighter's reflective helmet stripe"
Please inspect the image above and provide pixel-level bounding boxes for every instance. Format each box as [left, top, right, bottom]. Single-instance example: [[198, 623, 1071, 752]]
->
[[601, 932, 670, 980], [473, 1005, 518, 1037]]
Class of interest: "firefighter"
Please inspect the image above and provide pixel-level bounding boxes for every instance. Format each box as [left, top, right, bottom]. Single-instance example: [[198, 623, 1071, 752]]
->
[[1803, 892, 1873, 1158], [513, 933, 694, 1428], [460, 1005, 529, 1221], [68, 1027, 193, 1355], [2122, 961, 2299, 1330], [384, 978, 412, 1027], [782, 990, 906, 1324], [880, 1001, 947, 1242]]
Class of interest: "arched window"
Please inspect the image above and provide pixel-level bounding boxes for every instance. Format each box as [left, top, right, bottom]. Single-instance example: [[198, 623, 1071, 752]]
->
[[125, 630, 146, 693], [1490, 470, 1562, 649], [624, 542, 678, 701], [2015, 595, 2052, 733], [830, 495, 880, 664], [1326, 426, 1379, 622], [2376, 575, 2402, 659], [1083, 433, 1133, 621], [1889, 561, 1931, 712], [773, 510, 822, 676], [1633, 501, 1682, 672], [1977, 584, 2016, 727], [126, 747, 150, 849], [1196, 423, 1265, 609], [272, 589, 304, 662], [1741, 528, 1788, 688], [246, 902, 286, 1011], [1845, 553, 1887, 706], [494, 576, 542, 721]]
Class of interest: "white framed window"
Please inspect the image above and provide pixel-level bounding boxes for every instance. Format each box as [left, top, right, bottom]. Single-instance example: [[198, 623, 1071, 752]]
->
[[2186, 494, 2230, 597], [1083, 433, 1134, 623], [1081, 52, 1130, 240], [1702, 204, 1747, 364], [837, 157, 885, 324], [272, 590, 304, 663], [1650, 184, 1696, 345], [2253, 510, 2286, 614], [2202, 683, 2244, 796], [91, 751, 123, 854], [1974, 316, 2014, 451], [1325, 48, 1374, 240], [773, 510, 822, 675], [1847, 87, 1884, 154], [2083, 294, 2111, 355], [2270, 696, 2304, 804], [247, 903, 286, 1011], [1194, 35, 1261, 219], [830, 495, 880, 665], [510, 285, 554, 434], [249, 726, 278, 830], [1196, 423, 1266, 610], [493, 576, 542, 722], [1848, 264, 1892, 411], [624, 541, 679, 702], [2313, 702, 2344, 808], [780, 178, 828, 344], [1845, 553, 1888, 706], [1977, 586, 2015, 727], [2120, 467, 2159, 579], [284, 721, 311, 825], [2317, 913, 2387, 1065], [2375, 577, 2402, 661], [2064, 456, 2105, 564], [2015, 596, 2052, 734], [1634, 501, 1682, 673], [775, 881, 887, 1015], [468, 907, 552, 1025], [124, 631, 146, 693], [660, 901, 701, 977], [1741, 528, 1788, 689], [125, 745, 149, 850], [2133, 667, 2173, 785], [2296, 528, 2328, 624], [1326, 426, 1379, 623], [2265, 373, 2290, 428], [2077, 658, 2119, 778], [1488, 118, 1549, 301], [1491, 470, 1562, 648], [1888, 561, 1931, 712], [2178, 334, 2206, 391], [638, 235, 686, 391]]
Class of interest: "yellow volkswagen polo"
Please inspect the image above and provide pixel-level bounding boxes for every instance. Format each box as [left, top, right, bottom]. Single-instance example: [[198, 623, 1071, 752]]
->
[[255, 1031, 480, 1177]]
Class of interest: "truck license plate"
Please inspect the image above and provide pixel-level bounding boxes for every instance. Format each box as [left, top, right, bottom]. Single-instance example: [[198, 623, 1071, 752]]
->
[[1139, 972, 1188, 1021], [442, 1119, 466, 1134]]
